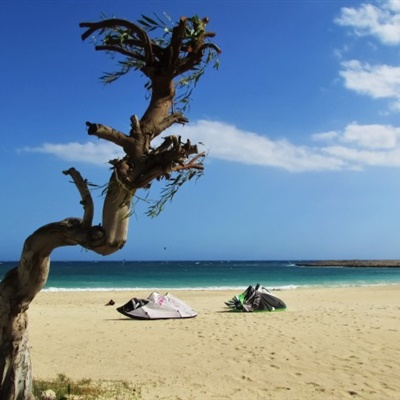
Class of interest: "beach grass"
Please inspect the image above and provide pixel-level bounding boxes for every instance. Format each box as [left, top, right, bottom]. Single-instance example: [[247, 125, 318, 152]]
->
[[33, 374, 141, 399]]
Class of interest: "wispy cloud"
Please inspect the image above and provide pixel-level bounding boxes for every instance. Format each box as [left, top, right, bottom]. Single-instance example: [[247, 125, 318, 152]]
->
[[176, 121, 346, 172], [315, 122, 400, 169], [322, 145, 400, 168], [340, 60, 400, 109], [334, 122, 400, 149], [335, 0, 400, 45], [21, 120, 400, 173], [335, 0, 400, 111], [22, 141, 124, 166]]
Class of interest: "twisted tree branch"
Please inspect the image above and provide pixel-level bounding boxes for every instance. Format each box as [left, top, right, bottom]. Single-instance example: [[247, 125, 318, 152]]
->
[[169, 17, 187, 68], [94, 45, 146, 61], [86, 122, 139, 157], [157, 113, 189, 133], [80, 19, 153, 64], [62, 168, 93, 229]]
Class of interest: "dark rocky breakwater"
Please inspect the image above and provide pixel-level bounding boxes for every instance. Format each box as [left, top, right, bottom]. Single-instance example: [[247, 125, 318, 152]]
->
[[295, 260, 400, 268]]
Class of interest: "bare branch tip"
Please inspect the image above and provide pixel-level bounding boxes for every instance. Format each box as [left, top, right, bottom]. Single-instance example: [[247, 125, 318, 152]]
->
[[62, 168, 76, 176]]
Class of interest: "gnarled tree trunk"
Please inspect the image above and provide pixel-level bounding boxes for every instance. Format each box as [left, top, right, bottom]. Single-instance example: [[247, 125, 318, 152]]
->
[[0, 169, 134, 399], [0, 14, 219, 399]]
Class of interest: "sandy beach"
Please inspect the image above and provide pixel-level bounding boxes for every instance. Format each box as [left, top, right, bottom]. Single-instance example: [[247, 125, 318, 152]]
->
[[29, 286, 400, 399]]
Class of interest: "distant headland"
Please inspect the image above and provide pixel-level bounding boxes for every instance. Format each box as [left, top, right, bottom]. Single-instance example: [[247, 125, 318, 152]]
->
[[295, 260, 400, 268]]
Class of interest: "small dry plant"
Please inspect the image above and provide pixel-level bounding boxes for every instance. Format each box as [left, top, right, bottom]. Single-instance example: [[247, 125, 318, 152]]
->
[[33, 374, 141, 399]]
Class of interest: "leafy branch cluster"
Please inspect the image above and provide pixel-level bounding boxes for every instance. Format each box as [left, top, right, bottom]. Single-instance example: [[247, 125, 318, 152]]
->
[[145, 156, 205, 218], [79, 13, 220, 217], [95, 13, 220, 112]]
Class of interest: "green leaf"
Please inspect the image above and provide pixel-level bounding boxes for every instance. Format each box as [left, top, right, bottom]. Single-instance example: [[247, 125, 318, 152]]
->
[[137, 19, 152, 28], [141, 15, 161, 27], [144, 167, 204, 218]]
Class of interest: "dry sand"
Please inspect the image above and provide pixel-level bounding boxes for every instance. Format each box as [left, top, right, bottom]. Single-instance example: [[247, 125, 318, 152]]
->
[[29, 286, 400, 399]]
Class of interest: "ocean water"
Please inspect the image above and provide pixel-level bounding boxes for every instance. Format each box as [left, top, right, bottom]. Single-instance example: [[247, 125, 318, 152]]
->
[[1, 260, 400, 291]]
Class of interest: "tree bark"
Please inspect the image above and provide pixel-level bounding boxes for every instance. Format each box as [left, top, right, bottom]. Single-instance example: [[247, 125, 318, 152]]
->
[[0, 169, 135, 399], [0, 14, 219, 398]]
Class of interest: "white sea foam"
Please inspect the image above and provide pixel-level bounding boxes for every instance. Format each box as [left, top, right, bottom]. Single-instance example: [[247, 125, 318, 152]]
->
[[42, 284, 311, 292]]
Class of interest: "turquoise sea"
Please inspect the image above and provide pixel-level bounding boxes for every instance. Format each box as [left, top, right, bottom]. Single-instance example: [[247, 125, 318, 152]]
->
[[1, 260, 400, 291]]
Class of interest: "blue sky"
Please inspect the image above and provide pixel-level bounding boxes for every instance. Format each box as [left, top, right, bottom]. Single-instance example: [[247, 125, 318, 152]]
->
[[2, 0, 400, 261]]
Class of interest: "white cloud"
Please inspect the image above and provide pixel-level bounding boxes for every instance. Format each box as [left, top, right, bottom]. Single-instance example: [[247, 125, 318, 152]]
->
[[316, 122, 400, 169], [333, 44, 351, 60], [312, 131, 340, 142], [317, 122, 400, 148], [175, 120, 345, 172], [339, 122, 400, 149], [22, 141, 124, 166], [335, 0, 400, 45], [322, 145, 400, 168], [335, 1, 400, 112], [21, 120, 400, 173], [339, 60, 400, 109]]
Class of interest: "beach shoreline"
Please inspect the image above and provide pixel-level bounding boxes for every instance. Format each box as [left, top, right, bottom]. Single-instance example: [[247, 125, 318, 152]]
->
[[29, 286, 400, 399]]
